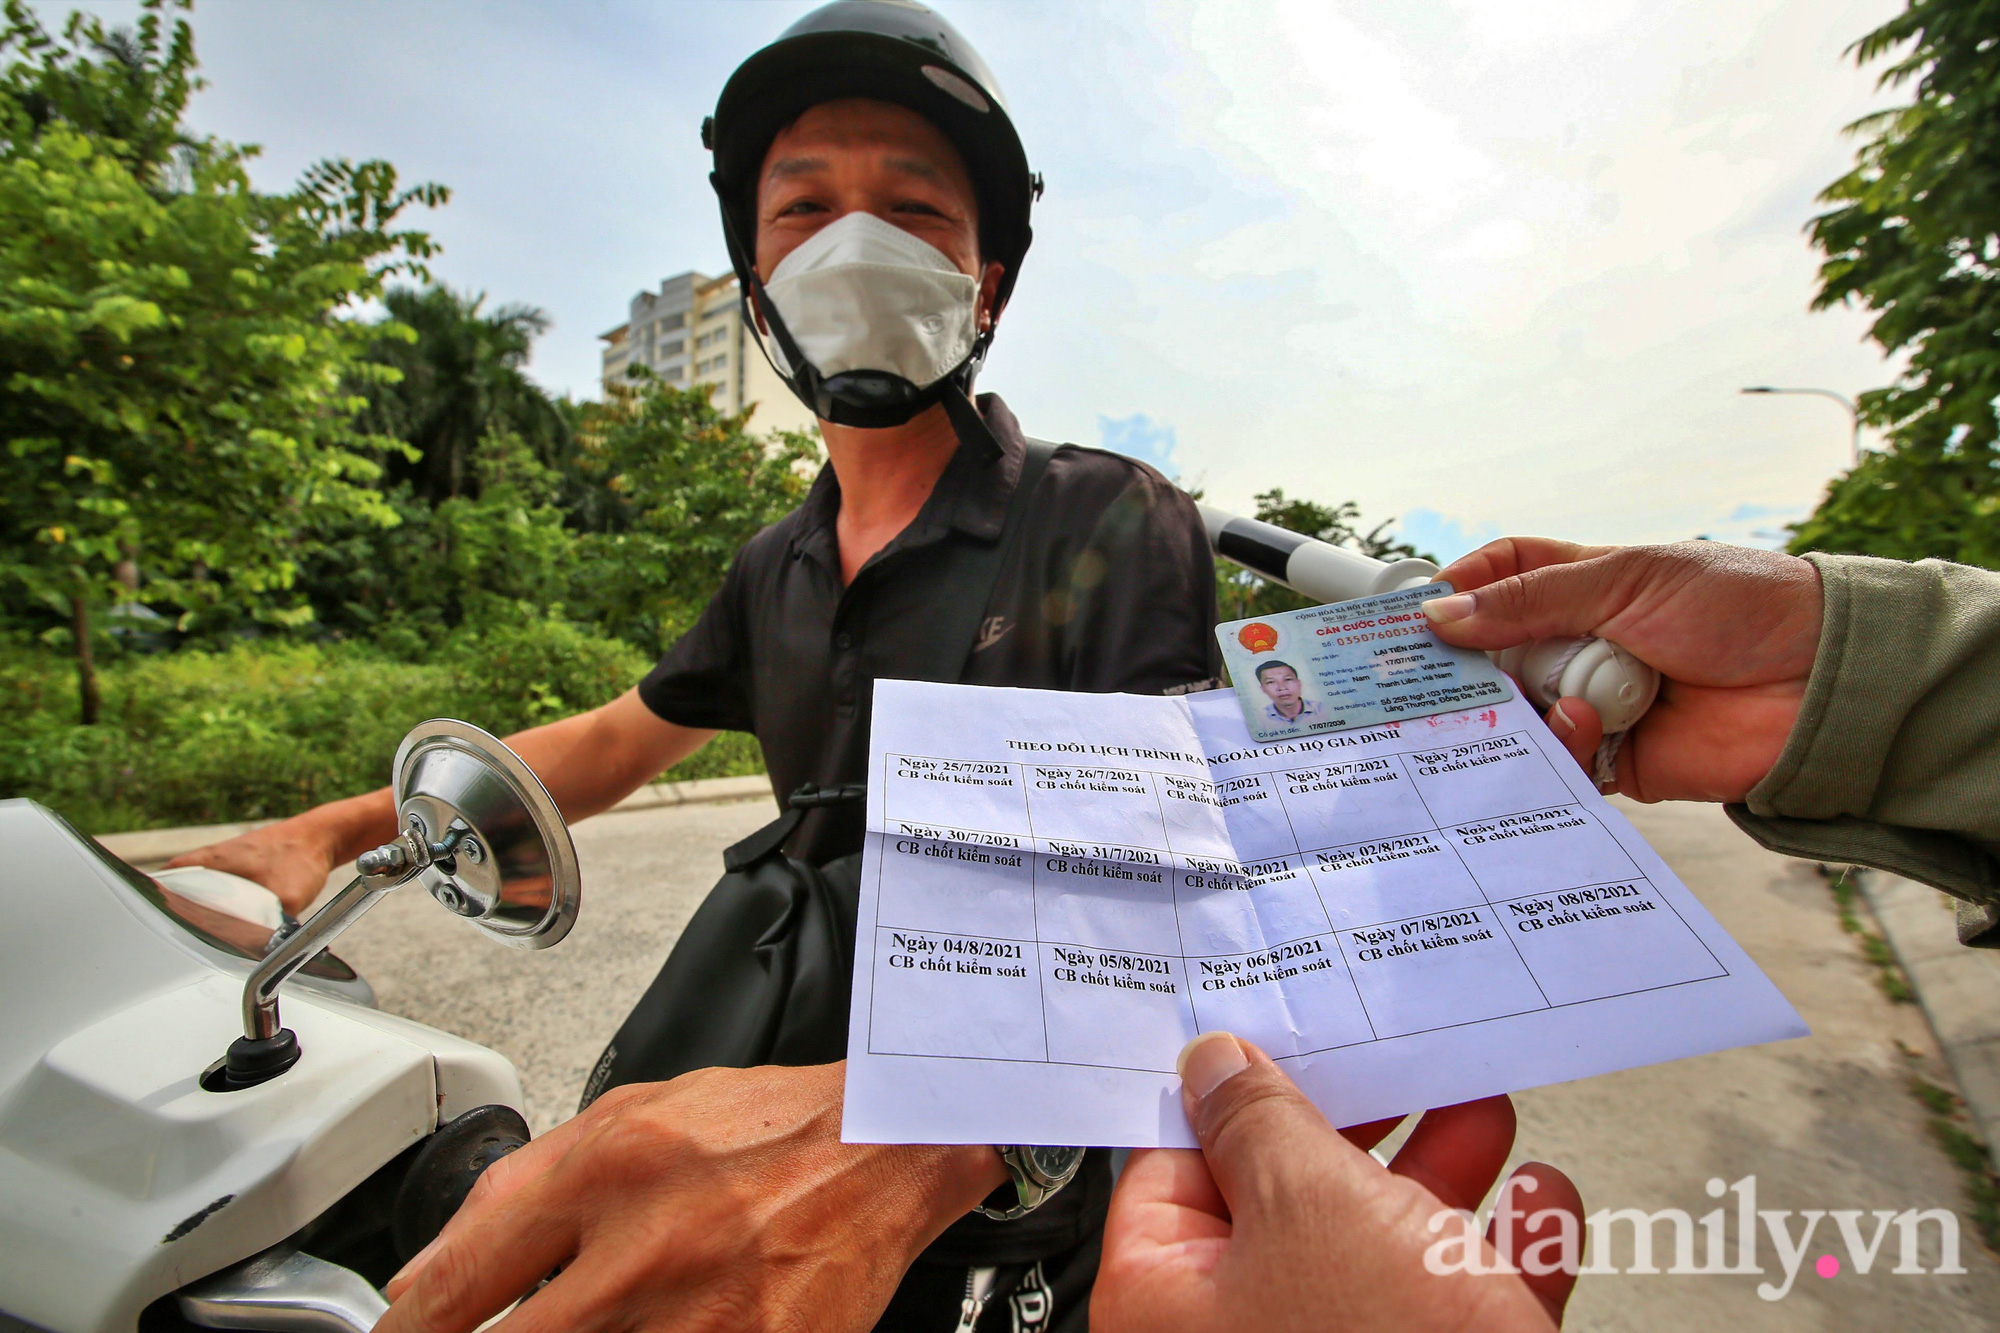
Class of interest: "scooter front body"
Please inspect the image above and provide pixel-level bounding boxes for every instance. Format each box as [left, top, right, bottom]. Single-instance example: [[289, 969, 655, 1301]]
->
[[0, 799, 523, 1333]]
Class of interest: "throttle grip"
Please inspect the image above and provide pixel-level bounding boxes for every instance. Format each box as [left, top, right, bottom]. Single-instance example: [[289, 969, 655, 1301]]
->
[[1488, 638, 1659, 735], [1195, 502, 1662, 735]]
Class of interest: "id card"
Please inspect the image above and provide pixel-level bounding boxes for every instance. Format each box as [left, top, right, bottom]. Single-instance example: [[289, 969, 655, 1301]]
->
[[1216, 585, 1515, 743]]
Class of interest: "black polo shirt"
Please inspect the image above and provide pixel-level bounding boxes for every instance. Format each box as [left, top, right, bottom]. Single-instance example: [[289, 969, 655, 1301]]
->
[[638, 394, 1221, 864]]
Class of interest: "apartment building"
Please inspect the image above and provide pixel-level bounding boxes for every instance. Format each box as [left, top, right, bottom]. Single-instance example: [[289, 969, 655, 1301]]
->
[[599, 271, 819, 437]]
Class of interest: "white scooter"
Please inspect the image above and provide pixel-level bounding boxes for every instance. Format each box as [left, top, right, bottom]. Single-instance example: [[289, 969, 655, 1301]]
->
[[0, 720, 583, 1333]]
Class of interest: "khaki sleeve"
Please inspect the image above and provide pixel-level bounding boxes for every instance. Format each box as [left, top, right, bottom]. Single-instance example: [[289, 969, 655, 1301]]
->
[[1724, 553, 2000, 947]]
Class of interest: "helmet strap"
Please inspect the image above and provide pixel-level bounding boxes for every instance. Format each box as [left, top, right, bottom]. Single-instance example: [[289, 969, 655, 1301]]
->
[[713, 178, 989, 430], [939, 375, 1001, 453], [714, 182, 824, 407]]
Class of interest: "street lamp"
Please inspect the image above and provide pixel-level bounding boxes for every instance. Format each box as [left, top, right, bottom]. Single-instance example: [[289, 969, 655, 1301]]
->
[[1739, 386, 1862, 466]]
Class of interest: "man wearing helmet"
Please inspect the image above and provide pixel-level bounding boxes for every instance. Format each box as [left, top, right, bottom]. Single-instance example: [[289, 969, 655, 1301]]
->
[[187, 4, 1221, 1331]]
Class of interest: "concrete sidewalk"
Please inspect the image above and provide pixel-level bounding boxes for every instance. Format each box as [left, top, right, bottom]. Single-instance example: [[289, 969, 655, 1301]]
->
[[1865, 872, 2000, 1157], [1497, 798, 2000, 1329], [94, 773, 773, 867]]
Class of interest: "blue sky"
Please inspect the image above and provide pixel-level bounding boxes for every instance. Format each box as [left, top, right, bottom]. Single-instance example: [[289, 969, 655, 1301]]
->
[[1098, 414, 1181, 480], [37, 0, 1904, 560]]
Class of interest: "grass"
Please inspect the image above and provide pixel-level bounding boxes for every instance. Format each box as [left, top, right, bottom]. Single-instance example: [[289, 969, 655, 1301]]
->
[[1911, 1075, 2000, 1251], [1837, 868, 2000, 1255], [1, 626, 764, 834], [1821, 863, 1914, 1003]]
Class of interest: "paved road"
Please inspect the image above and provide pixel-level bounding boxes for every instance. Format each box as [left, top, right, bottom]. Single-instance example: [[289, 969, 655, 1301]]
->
[[332, 795, 2000, 1329]]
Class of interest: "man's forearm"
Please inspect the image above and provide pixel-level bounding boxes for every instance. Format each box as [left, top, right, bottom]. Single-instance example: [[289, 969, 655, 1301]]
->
[[896, 1141, 1012, 1251], [1747, 555, 2000, 845], [503, 693, 716, 823], [766, 1068, 1008, 1257], [289, 717, 607, 867], [297, 691, 716, 865], [301, 786, 402, 868]]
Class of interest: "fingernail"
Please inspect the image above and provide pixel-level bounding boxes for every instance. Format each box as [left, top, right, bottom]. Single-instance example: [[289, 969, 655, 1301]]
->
[[389, 1234, 444, 1291], [1178, 1031, 1249, 1100], [1551, 701, 1577, 734], [1423, 593, 1475, 624]]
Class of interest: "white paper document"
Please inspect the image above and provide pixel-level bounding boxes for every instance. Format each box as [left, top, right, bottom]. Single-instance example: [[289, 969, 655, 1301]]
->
[[842, 681, 1807, 1148]]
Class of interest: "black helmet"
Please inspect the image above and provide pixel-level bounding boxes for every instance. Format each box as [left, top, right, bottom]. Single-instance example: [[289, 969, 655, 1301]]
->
[[704, 0, 1041, 427]]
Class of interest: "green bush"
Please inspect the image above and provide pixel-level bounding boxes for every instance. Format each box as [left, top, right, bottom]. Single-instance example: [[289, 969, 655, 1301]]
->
[[0, 628, 764, 834], [441, 619, 649, 733]]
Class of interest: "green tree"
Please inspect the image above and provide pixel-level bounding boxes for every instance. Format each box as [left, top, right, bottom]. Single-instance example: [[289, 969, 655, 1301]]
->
[[359, 284, 569, 505], [568, 373, 819, 652], [300, 430, 582, 649], [1215, 489, 1433, 621], [1790, 0, 2000, 567], [300, 323, 815, 658], [299, 284, 574, 643], [0, 0, 444, 720]]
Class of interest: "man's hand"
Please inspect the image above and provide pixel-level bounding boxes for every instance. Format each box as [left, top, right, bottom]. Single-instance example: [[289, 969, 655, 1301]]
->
[[164, 803, 371, 916], [1093, 1033, 1582, 1333], [1423, 538, 1824, 803], [381, 1062, 1004, 1333]]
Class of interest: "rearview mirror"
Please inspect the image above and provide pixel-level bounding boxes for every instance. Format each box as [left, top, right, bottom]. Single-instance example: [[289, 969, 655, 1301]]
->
[[210, 719, 581, 1090], [393, 718, 581, 949]]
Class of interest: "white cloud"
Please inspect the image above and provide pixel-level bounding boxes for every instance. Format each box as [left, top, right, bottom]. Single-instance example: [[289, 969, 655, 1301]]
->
[[1098, 412, 1181, 479], [1001, 0, 1905, 549], [35, 0, 1909, 552], [1397, 509, 1500, 565]]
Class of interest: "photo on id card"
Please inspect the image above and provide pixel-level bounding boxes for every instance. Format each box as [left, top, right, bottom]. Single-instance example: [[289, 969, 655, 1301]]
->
[[1216, 585, 1516, 744]]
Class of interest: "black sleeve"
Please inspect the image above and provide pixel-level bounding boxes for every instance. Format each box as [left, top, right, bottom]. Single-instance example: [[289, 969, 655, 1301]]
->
[[636, 551, 756, 733], [1056, 457, 1222, 695]]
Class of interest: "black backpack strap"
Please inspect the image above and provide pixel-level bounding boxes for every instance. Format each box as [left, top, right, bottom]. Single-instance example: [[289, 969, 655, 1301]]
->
[[947, 435, 1056, 675], [917, 388, 1060, 684], [724, 782, 866, 872], [976, 434, 1059, 669]]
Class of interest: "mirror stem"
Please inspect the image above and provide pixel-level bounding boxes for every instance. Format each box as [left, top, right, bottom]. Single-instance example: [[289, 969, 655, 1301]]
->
[[243, 830, 430, 1041]]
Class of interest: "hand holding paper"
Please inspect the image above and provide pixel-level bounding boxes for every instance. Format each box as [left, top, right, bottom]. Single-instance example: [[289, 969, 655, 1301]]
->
[[1093, 1033, 1581, 1333], [842, 678, 1805, 1147]]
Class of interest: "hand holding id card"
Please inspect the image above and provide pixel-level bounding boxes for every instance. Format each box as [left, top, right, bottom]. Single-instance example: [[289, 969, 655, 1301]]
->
[[1217, 585, 1515, 743]]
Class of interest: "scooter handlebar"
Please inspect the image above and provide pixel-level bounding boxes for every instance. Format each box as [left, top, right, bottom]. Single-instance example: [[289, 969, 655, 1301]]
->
[[1197, 504, 1660, 735]]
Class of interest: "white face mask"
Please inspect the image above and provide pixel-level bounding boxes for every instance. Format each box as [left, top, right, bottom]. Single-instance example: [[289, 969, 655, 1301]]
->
[[759, 211, 981, 392]]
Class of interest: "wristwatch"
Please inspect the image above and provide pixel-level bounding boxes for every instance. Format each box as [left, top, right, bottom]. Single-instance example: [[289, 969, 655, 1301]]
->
[[976, 1145, 1086, 1220]]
